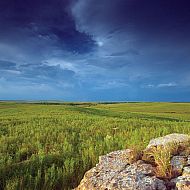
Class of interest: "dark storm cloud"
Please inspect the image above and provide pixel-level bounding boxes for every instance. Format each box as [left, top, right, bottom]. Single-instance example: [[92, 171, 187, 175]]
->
[[70, 0, 190, 101], [72, 0, 190, 54], [0, 0, 96, 54], [0, 0, 72, 25], [72, 0, 190, 74], [72, 0, 190, 36], [0, 0, 190, 101]]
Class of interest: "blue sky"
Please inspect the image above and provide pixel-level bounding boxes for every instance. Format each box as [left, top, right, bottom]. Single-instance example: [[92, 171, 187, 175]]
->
[[0, 0, 190, 101]]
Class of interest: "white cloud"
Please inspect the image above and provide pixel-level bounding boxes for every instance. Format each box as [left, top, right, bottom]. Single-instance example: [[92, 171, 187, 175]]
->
[[157, 82, 177, 88], [142, 82, 178, 89], [44, 58, 77, 72]]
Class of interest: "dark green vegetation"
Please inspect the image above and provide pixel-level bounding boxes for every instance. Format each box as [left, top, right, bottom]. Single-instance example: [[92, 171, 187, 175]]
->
[[0, 102, 190, 189]]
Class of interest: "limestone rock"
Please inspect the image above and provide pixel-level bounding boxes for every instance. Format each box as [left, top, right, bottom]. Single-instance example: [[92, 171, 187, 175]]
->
[[76, 149, 136, 190], [171, 156, 188, 175], [146, 134, 190, 151], [76, 134, 190, 190], [183, 167, 190, 176], [76, 150, 166, 190], [142, 134, 190, 163], [105, 161, 166, 190], [147, 134, 190, 148], [175, 176, 190, 190]]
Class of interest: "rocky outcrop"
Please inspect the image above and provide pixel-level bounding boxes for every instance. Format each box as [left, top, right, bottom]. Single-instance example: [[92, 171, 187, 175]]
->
[[144, 133, 190, 157], [76, 134, 190, 190], [76, 154, 166, 190], [171, 156, 188, 175], [146, 134, 190, 149]]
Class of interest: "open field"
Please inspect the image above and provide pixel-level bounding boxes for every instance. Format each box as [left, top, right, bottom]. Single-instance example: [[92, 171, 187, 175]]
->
[[0, 102, 190, 189]]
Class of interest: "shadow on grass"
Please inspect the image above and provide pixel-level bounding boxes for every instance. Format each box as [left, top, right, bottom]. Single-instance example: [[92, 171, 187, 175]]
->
[[66, 106, 188, 123]]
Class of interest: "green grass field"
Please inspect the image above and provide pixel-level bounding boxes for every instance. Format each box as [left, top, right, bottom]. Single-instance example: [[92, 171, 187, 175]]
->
[[0, 102, 190, 189]]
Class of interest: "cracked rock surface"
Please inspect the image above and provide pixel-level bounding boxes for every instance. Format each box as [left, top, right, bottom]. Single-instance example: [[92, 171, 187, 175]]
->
[[75, 134, 190, 190]]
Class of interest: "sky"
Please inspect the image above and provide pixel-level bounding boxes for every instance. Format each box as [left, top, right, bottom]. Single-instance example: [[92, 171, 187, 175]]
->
[[0, 0, 190, 101]]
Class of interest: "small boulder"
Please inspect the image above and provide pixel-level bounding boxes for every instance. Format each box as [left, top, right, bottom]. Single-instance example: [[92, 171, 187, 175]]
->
[[76, 150, 166, 190], [143, 134, 190, 161], [76, 149, 138, 190], [147, 134, 190, 150]]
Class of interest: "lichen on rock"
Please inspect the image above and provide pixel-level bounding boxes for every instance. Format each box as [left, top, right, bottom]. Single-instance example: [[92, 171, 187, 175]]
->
[[75, 133, 190, 190]]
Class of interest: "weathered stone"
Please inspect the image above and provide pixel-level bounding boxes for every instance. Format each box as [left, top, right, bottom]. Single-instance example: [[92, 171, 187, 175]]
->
[[171, 156, 188, 175], [98, 149, 139, 169], [76, 134, 190, 190], [179, 147, 190, 156], [76, 150, 166, 190], [175, 176, 190, 190], [105, 161, 166, 190], [143, 134, 190, 163], [183, 166, 190, 176], [76, 149, 137, 190], [146, 134, 190, 151]]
